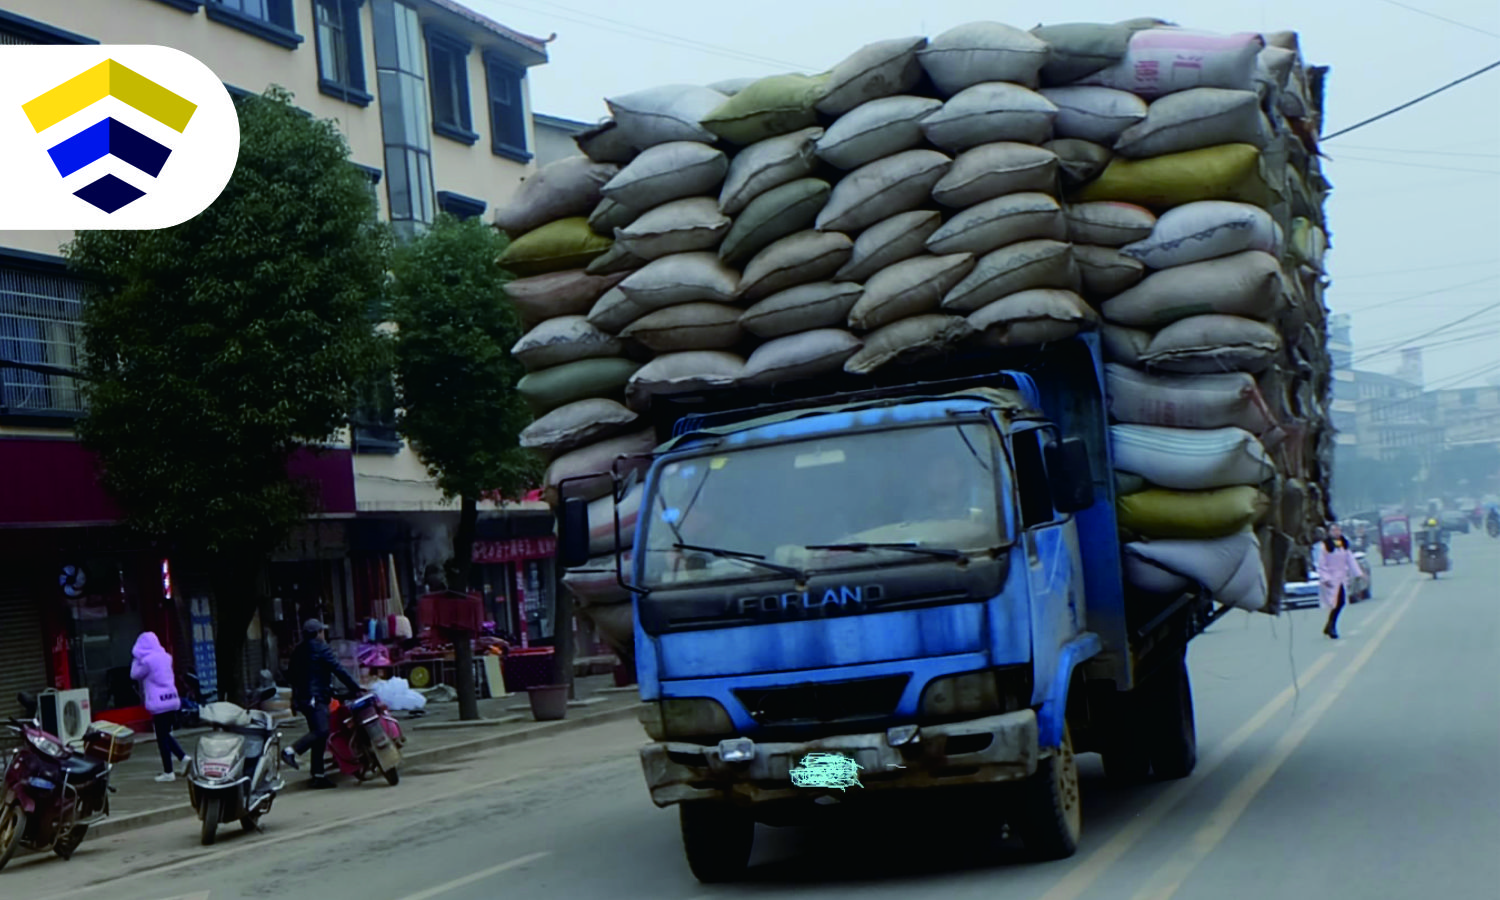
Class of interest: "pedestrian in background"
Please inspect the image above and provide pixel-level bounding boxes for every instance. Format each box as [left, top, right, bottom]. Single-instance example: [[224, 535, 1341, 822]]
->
[[283, 618, 362, 789], [1318, 523, 1364, 640], [131, 631, 189, 782]]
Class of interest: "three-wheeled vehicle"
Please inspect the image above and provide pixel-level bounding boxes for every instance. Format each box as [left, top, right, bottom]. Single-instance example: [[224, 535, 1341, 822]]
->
[[1379, 516, 1411, 565], [1416, 524, 1449, 579]]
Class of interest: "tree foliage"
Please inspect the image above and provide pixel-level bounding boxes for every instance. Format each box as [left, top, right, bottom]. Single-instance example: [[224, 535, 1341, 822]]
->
[[387, 214, 538, 509], [65, 87, 390, 557]]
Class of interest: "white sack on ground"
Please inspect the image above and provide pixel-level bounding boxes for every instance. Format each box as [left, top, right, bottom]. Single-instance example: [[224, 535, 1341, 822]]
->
[[371, 678, 427, 712], [1110, 424, 1275, 491]]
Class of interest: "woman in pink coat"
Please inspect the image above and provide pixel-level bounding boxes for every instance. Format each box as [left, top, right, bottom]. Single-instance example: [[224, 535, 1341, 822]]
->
[[132, 631, 188, 782], [1318, 523, 1365, 640]]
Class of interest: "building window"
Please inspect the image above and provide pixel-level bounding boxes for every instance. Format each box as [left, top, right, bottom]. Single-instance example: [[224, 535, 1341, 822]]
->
[[0, 253, 85, 417], [149, 0, 205, 12], [1461, 389, 1477, 407], [372, 0, 435, 238], [206, 0, 304, 50], [315, 0, 372, 106], [426, 28, 478, 145], [485, 53, 530, 162], [0, 9, 98, 44], [436, 191, 486, 220]]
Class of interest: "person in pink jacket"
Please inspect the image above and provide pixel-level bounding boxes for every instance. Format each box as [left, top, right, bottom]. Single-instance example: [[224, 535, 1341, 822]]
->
[[132, 631, 189, 782], [1318, 523, 1365, 640]]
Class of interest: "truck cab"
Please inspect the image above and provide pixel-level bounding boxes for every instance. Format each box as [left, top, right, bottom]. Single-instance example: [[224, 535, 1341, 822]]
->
[[557, 335, 1206, 882]]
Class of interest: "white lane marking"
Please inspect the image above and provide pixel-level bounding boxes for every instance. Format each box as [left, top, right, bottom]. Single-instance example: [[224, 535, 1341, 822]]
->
[[1127, 575, 1424, 900], [1033, 646, 1341, 900], [392, 852, 551, 900]]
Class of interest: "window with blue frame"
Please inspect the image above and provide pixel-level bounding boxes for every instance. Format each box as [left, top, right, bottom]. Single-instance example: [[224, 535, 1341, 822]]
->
[[314, 0, 372, 106], [426, 28, 477, 145], [484, 53, 529, 162], [206, 0, 303, 49]]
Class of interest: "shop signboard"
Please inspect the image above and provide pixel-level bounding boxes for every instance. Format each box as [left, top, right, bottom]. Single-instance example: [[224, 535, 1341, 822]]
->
[[190, 594, 218, 702], [472, 536, 556, 565]]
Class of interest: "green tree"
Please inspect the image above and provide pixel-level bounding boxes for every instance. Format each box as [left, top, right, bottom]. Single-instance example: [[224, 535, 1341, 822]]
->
[[65, 87, 390, 699], [387, 214, 540, 718]]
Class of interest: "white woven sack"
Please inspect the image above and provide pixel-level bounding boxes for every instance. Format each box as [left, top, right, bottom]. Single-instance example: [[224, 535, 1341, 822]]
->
[[1114, 88, 1269, 159], [926, 193, 1065, 257], [606, 84, 726, 148], [1074, 29, 1264, 98], [836, 210, 943, 282], [1121, 201, 1280, 269], [586, 487, 643, 556], [626, 351, 745, 410], [816, 149, 952, 234], [932, 143, 1058, 208], [918, 22, 1051, 95], [920, 83, 1059, 153], [1038, 86, 1147, 144], [614, 197, 731, 261], [1065, 202, 1157, 247], [512, 316, 625, 371], [1074, 245, 1146, 296], [817, 37, 929, 116], [816, 96, 942, 170], [718, 127, 823, 215], [1124, 532, 1267, 611], [740, 330, 862, 386], [1110, 424, 1274, 490], [1101, 251, 1284, 329], [1105, 364, 1275, 434], [601, 142, 728, 211]]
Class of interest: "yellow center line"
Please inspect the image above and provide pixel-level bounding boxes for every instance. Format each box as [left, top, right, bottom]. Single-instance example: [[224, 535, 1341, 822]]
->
[[1126, 575, 1424, 900]]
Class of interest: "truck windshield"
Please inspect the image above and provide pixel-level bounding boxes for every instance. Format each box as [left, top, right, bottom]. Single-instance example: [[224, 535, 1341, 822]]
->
[[640, 422, 1008, 589]]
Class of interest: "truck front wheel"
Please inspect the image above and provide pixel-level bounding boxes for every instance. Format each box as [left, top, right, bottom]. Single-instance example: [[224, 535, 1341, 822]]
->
[[1014, 725, 1082, 860], [1146, 657, 1197, 780], [679, 801, 754, 884]]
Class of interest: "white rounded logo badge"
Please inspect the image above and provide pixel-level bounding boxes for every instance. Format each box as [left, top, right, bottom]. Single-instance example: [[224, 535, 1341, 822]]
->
[[0, 45, 240, 230]]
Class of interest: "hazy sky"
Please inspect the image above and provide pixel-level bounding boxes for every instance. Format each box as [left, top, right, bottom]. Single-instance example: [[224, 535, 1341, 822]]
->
[[470, 0, 1500, 390]]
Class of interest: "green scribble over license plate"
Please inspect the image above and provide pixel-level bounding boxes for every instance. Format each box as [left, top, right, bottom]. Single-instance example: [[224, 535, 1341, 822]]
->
[[790, 752, 864, 791]]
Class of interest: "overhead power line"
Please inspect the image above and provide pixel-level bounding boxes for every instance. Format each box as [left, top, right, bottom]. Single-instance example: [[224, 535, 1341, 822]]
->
[[1353, 298, 1500, 364], [1335, 259, 1500, 279], [1322, 57, 1500, 141], [1335, 274, 1500, 314], [1330, 153, 1500, 175], [1335, 144, 1500, 159], [1373, 0, 1500, 39]]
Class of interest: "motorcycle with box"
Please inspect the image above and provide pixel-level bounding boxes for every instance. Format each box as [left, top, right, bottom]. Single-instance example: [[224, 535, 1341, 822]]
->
[[1, 693, 129, 871]]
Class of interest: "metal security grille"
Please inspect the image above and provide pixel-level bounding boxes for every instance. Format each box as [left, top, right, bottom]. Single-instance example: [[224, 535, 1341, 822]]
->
[[0, 266, 86, 414], [0, 586, 47, 748]]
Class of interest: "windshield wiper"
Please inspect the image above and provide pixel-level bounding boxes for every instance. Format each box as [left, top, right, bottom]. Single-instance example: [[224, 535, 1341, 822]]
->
[[804, 542, 965, 561], [672, 543, 806, 581]]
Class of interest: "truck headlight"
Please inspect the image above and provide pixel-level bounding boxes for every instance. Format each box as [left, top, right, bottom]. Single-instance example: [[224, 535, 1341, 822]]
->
[[920, 667, 1028, 720], [637, 698, 735, 741]]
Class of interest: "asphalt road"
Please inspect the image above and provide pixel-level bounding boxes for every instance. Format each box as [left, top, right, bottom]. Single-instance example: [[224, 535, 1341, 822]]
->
[[7, 533, 1498, 900]]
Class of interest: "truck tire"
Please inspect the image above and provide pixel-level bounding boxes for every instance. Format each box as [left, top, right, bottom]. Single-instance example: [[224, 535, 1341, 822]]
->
[[1146, 657, 1197, 780], [1014, 725, 1082, 860], [679, 802, 754, 883]]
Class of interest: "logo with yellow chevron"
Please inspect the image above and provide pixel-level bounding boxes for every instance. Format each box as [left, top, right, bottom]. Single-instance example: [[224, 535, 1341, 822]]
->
[[1, 46, 239, 229]]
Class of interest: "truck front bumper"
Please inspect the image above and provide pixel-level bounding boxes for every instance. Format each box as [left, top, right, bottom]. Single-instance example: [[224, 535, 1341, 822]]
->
[[640, 709, 1039, 808]]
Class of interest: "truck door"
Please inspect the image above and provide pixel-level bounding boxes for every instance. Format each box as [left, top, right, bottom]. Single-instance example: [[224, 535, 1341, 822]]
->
[[1011, 426, 1086, 706]]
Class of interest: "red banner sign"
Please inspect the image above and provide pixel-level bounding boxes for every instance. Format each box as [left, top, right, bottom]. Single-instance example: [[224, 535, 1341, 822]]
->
[[472, 536, 556, 564]]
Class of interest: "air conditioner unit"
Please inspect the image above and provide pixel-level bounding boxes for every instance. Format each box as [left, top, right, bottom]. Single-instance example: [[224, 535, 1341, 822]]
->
[[39, 689, 92, 746]]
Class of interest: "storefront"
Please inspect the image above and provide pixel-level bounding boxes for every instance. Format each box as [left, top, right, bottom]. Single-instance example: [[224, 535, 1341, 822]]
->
[[471, 509, 557, 645]]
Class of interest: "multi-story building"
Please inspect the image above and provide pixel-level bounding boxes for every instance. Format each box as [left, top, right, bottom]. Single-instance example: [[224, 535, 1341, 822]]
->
[[1432, 385, 1500, 448], [0, 0, 558, 718]]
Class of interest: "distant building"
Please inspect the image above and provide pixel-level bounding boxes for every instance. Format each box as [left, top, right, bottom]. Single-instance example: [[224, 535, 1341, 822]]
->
[[532, 113, 592, 167], [1431, 386, 1500, 448]]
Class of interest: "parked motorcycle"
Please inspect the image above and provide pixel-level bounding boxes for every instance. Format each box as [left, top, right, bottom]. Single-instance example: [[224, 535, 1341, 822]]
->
[[187, 687, 283, 846], [327, 692, 405, 786], [0, 693, 124, 871]]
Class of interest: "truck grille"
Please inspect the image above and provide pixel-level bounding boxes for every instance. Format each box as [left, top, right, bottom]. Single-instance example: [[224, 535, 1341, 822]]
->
[[734, 675, 910, 728]]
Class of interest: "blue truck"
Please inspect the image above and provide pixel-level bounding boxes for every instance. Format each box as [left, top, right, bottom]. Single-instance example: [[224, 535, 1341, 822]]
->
[[557, 335, 1242, 882]]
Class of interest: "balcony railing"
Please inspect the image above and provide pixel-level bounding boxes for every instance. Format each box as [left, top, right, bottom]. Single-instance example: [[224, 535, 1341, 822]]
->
[[0, 267, 86, 417]]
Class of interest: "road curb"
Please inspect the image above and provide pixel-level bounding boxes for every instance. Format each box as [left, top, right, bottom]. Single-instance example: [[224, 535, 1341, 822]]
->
[[89, 702, 640, 841]]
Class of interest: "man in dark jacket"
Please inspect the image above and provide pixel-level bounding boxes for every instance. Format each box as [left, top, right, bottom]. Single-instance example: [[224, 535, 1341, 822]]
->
[[282, 619, 361, 789]]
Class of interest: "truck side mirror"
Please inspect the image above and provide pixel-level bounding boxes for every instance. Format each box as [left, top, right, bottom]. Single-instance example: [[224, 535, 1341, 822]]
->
[[1046, 437, 1096, 514], [558, 496, 591, 569]]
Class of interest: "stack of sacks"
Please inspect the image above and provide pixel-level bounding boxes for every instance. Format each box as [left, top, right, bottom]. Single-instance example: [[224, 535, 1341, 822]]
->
[[526, 20, 1332, 652], [1022, 21, 1333, 610]]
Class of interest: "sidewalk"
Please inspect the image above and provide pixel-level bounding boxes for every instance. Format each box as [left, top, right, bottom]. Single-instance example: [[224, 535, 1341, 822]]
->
[[96, 674, 642, 838]]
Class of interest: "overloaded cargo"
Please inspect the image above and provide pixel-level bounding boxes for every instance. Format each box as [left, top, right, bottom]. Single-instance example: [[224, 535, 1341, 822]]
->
[[502, 18, 1334, 880], [497, 18, 1332, 671]]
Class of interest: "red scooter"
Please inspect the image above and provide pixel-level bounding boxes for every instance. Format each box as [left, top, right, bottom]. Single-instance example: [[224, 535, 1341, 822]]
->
[[326, 692, 405, 785], [1, 693, 124, 871]]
